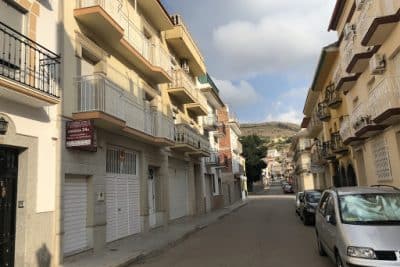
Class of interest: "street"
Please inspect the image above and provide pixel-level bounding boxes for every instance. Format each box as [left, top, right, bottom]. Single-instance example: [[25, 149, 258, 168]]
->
[[134, 186, 334, 267]]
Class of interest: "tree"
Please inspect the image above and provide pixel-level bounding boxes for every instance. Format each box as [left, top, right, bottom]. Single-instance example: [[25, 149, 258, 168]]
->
[[240, 135, 267, 191]]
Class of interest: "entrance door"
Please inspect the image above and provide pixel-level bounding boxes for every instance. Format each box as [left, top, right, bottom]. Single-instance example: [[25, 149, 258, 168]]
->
[[148, 168, 156, 228], [106, 148, 141, 242], [168, 164, 189, 220], [0, 147, 18, 267]]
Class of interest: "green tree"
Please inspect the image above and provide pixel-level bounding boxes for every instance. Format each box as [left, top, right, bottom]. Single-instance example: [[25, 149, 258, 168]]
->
[[240, 135, 267, 191]]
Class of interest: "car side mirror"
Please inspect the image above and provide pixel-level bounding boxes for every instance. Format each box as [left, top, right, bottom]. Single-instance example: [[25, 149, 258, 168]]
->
[[326, 215, 336, 225]]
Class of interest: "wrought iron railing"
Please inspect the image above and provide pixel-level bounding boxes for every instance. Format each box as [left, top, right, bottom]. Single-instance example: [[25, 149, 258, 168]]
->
[[317, 102, 331, 121], [0, 21, 60, 97], [174, 123, 209, 151]]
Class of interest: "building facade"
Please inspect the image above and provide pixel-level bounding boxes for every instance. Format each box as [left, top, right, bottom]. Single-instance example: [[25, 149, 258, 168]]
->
[[0, 0, 61, 266], [302, 0, 400, 190]]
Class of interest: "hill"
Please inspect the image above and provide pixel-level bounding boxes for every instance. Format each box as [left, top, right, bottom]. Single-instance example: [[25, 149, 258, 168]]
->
[[240, 122, 300, 138]]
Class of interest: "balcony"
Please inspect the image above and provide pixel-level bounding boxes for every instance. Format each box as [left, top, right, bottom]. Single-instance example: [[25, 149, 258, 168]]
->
[[214, 124, 226, 138], [73, 74, 175, 146], [359, 0, 400, 46], [0, 21, 60, 107], [331, 132, 349, 155], [165, 15, 206, 77], [326, 86, 342, 110], [205, 150, 222, 166], [321, 141, 336, 161], [333, 63, 360, 94], [307, 111, 323, 138], [173, 123, 210, 156], [317, 102, 331, 122], [340, 116, 365, 146], [342, 29, 379, 74], [168, 69, 207, 116], [369, 76, 400, 125], [203, 115, 220, 130], [352, 104, 387, 139], [74, 0, 171, 84]]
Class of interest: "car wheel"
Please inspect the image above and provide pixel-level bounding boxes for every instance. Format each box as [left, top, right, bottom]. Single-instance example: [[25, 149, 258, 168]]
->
[[336, 253, 344, 267], [316, 235, 326, 256]]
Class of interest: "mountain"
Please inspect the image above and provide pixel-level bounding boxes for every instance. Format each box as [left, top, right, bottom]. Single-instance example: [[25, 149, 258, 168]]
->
[[240, 122, 300, 138]]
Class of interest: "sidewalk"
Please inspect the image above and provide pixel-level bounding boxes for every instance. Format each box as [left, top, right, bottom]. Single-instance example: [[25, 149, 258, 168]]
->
[[63, 200, 248, 267]]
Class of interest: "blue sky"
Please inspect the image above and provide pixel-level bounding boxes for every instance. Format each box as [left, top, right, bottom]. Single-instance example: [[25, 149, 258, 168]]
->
[[162, 0, 337, 124]]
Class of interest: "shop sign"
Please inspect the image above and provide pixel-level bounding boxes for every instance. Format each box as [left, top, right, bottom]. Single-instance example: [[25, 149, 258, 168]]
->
[[66, 120, 97, 152]]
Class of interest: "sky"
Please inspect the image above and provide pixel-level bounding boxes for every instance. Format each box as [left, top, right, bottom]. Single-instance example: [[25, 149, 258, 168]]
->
[[162, 0, 337, 124]]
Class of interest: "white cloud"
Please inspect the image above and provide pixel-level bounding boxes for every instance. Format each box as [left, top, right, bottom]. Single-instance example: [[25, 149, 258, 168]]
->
[[281, 87, 308, 98], [214, 79, 261, 109], [213, 5, 336, 79], [266, 108, 303, 124]]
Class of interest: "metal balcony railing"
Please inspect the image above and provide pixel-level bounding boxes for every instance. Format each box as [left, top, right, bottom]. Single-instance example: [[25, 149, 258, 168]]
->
[[203, 114, 219, 128], [340, 116, 356, 141], [77, 0, 171, 75], [205, 150, 221, 165], [350, 103, 373, 133], [0, 21, 60, 97], [317, 102, 331, 122], [331, 132, 348, 153], [76, 74, 174, 140]]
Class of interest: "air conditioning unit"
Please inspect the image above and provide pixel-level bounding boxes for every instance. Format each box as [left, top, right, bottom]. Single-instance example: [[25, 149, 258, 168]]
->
[[370, 54, 386, 75], [171, 14, 181, 26], [344, 24, 356, 40], [356, 0, 367, 11]]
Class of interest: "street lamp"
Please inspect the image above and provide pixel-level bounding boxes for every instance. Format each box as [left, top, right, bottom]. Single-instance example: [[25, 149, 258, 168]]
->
[[0, 117, 9, 135]]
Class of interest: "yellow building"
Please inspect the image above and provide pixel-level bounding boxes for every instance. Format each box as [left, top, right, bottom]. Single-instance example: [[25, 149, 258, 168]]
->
[[303, 0, 400, 189], [60, 0, 216, 264]]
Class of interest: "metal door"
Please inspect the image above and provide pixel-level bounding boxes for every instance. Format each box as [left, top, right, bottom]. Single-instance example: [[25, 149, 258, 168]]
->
[[0, 147, 18, 267]]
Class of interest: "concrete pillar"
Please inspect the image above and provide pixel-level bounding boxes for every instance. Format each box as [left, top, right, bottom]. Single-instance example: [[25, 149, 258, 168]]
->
[[187, 160, 196, 216], [159, 149, 170, 226], [140, 152, 150, 232]]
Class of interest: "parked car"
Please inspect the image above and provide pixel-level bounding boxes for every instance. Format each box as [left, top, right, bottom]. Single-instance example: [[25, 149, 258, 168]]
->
[[299, 190, 322, 225], [281, 181, 289, 188], [315, 186, 400, 267], [283, 184, 294, 194], [295, 191, 304, 216]]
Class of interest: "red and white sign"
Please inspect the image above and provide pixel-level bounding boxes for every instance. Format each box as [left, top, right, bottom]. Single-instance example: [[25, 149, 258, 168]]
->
[[66, 120, 97, 151]]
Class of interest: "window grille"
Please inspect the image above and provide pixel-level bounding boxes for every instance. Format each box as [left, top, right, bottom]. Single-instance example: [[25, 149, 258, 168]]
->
[[106, 147, 137, 175], [372, 137, 392, 181]]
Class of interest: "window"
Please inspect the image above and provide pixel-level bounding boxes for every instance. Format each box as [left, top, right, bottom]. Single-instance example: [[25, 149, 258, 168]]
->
[[0, 1, 26, 33], [319, 192, 331, 215], [106, 148, 137, 175], [326, 197, 335, 217], [372, 137, 392, 181], [211, 174, 216, 194]]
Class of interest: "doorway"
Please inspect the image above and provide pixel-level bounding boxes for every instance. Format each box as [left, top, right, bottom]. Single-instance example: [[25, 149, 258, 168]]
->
[[347, 165, 358, 186], [0, 147, 19, 267], [148, 167, 156, 228]]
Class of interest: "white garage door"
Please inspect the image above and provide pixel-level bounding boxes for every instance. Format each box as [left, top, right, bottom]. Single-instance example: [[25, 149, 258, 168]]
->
[[63, 177, 88, 255], [169, 164, 189, 220], [106, 148, 141, 243]]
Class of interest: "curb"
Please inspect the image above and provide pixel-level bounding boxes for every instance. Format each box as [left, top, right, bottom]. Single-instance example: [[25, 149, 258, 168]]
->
[[124, 201, 249, 266]]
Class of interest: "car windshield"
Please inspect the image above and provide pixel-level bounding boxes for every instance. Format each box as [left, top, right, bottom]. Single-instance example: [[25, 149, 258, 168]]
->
[[306, 192, 321, 203], [340, 193, 400, 225]]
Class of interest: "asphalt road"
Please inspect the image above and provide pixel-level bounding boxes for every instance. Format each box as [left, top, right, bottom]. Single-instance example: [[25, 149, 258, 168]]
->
[[134, 185, 335, 267]]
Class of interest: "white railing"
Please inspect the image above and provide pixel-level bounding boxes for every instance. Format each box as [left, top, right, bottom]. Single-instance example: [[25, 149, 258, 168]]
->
[[203, 114, 218, 127], [368, 76, 400, 120], [350, 103, 369, 132], [170, 69, 207, 108], [175, 123, 210, 152], [76, 74, 174, 140], [340, 116, 356, 141], [205, 150, 220, 165], [77, 0, 171, 75], [358, 0, 400, 43]]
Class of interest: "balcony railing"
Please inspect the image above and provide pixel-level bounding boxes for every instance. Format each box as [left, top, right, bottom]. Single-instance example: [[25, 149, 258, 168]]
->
[[174, 123, 209, 151], [331, 132, 348, 154], [76, 74, 174, 140], [317, 102, 331, 122], [327, 88, 342, 109], [205, 150, 221, 165], [340, 116, 357, 142], [0, 21, 60, 97], [77, 0, 171, 75], [358, 0, 400, 46], [170, 69, 207, 107], [368, 76, 400, 122], [203, 115, 219, 129]]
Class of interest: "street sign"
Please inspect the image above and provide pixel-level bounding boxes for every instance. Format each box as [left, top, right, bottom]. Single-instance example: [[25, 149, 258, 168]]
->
[[66, 120, 97, 152]]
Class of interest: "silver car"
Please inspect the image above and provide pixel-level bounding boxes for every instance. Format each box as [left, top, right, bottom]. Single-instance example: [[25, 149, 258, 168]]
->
[[315, 186, 400, 267]]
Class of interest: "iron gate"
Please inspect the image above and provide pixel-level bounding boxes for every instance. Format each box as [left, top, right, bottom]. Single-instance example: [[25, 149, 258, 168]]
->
[[0, 147, 18, 267]]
